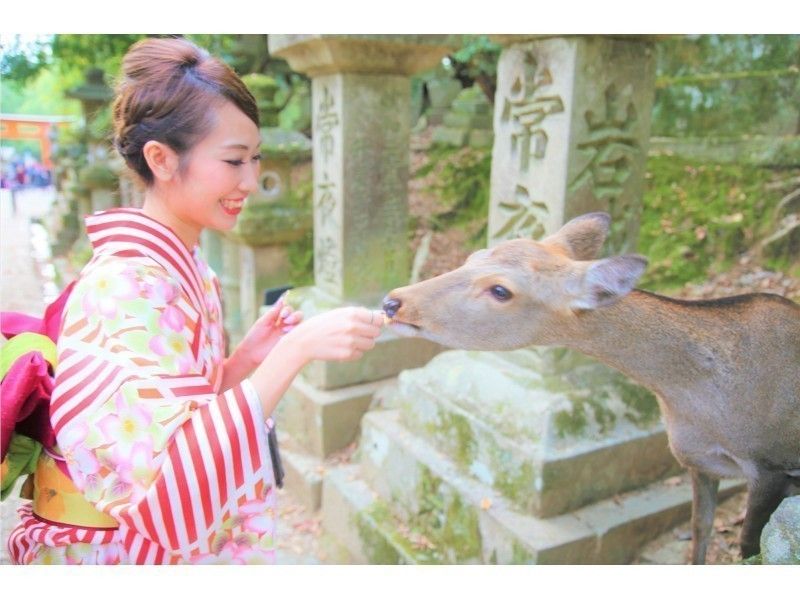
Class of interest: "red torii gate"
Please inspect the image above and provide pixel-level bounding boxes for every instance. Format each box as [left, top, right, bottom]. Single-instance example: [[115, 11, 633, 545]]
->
[[0, 113, 76, 169]]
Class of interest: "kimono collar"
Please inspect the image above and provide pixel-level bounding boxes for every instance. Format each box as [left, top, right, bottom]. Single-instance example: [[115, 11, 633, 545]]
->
[[84, 208, 207, 311]]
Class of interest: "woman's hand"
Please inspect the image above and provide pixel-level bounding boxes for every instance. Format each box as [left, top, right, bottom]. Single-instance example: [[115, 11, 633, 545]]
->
[[281, 306, 384, 364], [233, 297, 303, 370], [247, 306, 384, 417]]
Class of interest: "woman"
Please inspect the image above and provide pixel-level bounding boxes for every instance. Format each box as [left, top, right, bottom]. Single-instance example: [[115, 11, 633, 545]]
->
[[7, 37, 384, 565]]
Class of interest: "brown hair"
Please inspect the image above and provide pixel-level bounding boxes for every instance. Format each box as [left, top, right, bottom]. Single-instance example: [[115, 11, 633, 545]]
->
[[112, 37, 259, 185]]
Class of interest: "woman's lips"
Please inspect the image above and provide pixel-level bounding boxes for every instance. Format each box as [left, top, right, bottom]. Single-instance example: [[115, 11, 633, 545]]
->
[[220, 198, 245, 215]]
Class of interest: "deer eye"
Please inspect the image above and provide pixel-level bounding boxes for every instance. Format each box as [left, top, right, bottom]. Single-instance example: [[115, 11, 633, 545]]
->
[[489, 285, 513, 302]]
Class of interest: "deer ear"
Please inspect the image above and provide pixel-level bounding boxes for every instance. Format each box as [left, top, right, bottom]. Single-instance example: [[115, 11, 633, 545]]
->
[[570, 255, 647, 310], [542, 212, 611, 260]]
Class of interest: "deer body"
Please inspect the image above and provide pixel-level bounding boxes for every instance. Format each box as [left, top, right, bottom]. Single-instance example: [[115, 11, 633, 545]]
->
[[383, 212, 800, 564]]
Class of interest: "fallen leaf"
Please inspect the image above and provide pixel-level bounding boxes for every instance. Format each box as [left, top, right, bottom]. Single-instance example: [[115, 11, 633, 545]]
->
[[480, 498, 492, 510]]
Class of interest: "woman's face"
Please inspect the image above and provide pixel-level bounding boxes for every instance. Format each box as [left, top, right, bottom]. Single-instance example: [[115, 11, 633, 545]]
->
[[164, 100, 261, 245]]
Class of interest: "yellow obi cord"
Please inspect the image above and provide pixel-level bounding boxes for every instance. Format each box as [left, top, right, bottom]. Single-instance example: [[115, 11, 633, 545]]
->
[[32, 453, 118, 530]]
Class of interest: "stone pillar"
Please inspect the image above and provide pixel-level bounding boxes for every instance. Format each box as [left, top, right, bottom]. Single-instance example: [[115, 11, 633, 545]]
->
[[268, 35, 454, 506], [489, 36, 655, 255], [323, 36, 715, 564], [219, 236, 243, 348]]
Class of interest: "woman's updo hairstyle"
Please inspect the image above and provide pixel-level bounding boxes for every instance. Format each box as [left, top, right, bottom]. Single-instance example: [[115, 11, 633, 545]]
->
[[112, 37, 259, 185]]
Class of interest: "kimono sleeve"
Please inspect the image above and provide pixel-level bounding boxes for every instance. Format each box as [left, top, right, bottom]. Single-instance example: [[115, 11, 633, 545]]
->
[[51, 258, 276, 563]]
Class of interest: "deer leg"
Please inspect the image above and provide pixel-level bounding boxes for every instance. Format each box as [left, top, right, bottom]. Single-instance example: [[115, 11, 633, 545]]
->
[[739, 470, 787, 559], [690, 469, 719, 565]]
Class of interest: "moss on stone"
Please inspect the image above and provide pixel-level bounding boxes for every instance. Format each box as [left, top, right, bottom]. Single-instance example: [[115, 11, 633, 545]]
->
[[493, 459, 536, 508], [232, 199, 311, 245], [360, 499, 440, 564], [586, 392, 618, 434], [617, 378, 661, 427], [511, 540, 534, 564], [435, 409, 477, 468], [415, 466, 482, 562], [356, 503, 406, 564], [553, 401, 590, 438]]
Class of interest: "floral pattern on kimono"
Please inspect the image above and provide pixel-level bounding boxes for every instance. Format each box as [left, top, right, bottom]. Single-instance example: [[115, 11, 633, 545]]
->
[[8, 209, 277, 565]]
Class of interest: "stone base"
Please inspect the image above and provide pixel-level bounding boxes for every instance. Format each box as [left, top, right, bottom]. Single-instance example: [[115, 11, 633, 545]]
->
[[323, 410, 746, 564], [277, 375, 396, 458], [394, 349, 681, 517], [277, 430, 324, 511]]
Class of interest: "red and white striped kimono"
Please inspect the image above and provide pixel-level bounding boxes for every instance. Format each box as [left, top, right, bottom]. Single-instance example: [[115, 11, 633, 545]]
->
[[8, 208, 277, 565]]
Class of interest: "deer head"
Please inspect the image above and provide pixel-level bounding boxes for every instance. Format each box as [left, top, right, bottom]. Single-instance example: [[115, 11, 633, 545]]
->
[[383, 212, 648, 350]]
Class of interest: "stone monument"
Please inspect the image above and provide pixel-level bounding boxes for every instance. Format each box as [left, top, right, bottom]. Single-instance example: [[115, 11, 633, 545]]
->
[[268, 34, 455, 509]]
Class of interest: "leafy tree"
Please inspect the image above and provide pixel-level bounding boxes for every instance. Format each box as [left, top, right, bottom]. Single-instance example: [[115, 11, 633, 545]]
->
[[653, 35, 800, 136], [445, 35, 501, 103]]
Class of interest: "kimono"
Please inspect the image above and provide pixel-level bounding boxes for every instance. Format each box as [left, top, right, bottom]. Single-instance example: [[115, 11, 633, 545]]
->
[[7, 208, 277, 565]]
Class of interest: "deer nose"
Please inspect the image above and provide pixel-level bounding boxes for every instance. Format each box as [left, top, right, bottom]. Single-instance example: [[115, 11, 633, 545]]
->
[[382, 297, 401, 318]]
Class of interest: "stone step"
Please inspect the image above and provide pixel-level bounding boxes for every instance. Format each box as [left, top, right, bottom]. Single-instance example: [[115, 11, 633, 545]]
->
[[277, 430, 325, 511], [324, 409, 745, 564], [393, 349, 682, 517]]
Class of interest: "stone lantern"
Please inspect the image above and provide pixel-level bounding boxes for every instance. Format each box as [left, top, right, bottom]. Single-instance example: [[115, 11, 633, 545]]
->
[[67, 68, 119, 214], [66, 68, 114, 123]]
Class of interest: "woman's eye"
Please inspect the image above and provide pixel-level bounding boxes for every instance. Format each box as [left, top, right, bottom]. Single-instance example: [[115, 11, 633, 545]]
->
[[252, 154, 262, 162], [489, 285, 512, 302], [225, 160, 245, 166]]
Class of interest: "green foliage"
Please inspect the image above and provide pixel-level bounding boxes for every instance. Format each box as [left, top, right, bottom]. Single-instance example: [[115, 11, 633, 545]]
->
[[284, 179, 315, 287], [653, 35, 800, 137], [446, 35, 502, 102], [0, 66, 83, 116], [638, 155, 797, 290], [0, 34, 52, 82], [415, 144, 492, 249], [79, 162, 118, 190]]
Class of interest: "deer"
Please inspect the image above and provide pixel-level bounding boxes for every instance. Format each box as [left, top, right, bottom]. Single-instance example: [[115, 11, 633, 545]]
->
[[382, 212, 800, 564]]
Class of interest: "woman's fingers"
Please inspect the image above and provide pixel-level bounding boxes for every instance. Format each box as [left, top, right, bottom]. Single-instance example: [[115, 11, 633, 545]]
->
[[355, 308, 386, 327], [283, 310, 302, 325]]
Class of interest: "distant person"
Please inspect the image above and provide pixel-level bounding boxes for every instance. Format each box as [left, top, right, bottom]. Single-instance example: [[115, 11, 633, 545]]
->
[[6, 37, 385, 565]]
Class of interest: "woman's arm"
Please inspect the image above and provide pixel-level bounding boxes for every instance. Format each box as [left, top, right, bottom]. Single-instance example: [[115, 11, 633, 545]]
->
[[247, 306, 384, 418], [219, 298, 299, 392]]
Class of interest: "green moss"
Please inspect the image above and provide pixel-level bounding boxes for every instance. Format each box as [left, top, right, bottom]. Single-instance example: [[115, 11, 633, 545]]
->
[[357, 502, 406, 564], [414, 144, 491, 250], [511, 540, 534, 565], [617, 378, 661, 427], [739, 553, 763, 565], [408, 466, 482, 563], [639, 155, 799, 290], [553, 401, 589, 439], [493, 459, 536, 508], [436, 409, 477, 467], [232, 199, 311, 245], [586, 392, 618, 434]]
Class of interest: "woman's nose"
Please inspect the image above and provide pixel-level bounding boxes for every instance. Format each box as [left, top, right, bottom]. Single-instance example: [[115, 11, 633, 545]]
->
[[240, 162, 259, 194]]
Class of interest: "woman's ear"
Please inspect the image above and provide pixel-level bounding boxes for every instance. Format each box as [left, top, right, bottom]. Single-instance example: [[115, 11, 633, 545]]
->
[[142, 140, 180, 182]]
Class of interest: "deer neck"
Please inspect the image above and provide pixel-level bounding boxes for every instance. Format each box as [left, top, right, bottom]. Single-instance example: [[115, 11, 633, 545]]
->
[[559, 290, 706, 396]]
